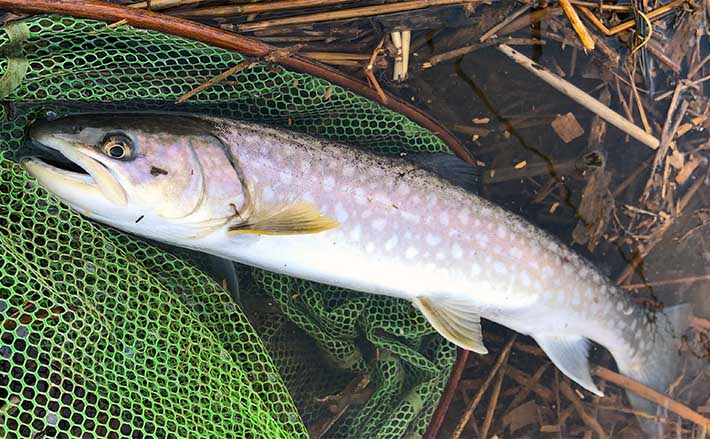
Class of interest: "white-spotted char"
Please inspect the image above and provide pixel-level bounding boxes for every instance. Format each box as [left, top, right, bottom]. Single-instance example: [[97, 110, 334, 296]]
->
[[23, 114, 689, 433]]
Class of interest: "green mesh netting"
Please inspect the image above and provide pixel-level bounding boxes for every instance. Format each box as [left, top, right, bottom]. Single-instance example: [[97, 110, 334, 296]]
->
[[1, 15, 456, 438]]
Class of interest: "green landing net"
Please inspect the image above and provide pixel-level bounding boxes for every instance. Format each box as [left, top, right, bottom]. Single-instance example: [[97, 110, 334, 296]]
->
[[0, 15, 456, 439]]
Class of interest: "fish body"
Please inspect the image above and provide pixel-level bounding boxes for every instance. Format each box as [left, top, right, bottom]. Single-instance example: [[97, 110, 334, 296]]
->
[[23, 114, 688, 429]]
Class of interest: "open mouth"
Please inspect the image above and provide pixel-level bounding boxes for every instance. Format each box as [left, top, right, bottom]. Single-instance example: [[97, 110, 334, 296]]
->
[[22, 136, 128, 205]]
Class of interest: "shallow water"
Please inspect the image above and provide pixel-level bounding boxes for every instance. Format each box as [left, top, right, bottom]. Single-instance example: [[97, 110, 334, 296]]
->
[[386, 18, 710, 437]]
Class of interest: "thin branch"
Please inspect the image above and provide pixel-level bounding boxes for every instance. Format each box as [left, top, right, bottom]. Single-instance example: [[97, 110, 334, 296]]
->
[[451, 335, 517, 439], [497, 44, 660, 149], [593, 367, 710, 430]]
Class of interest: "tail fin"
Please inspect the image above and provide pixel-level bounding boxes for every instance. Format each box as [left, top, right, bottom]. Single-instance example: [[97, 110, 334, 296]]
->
[[617, 304, 690, 436]]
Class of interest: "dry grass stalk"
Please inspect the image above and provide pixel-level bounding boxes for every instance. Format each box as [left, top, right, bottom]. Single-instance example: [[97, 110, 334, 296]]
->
[[569, 0, 632, 11], [621, 274, 710, 290], [364, 41, 388, 104], [128, 0, 201, 11], [237, 0, 481, 32], [480, 364, 508, 438], [497, 44, 660, 149], [424, 38, 545, 68], [559, 380, 608, 438], [558, 0, 595, 49], [175, 59, 258, 104], [593, 367, 710, 430], [172, 0, 356, 18], [479, 4, 531, 42], [506, 366, 555, 402], [451, 335, 517, 439], [578, 0, 687, 36], [496, 7, 563, 37]]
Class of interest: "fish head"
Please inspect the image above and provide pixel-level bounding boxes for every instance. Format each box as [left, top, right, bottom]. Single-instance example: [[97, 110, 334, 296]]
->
[[22, 114, 244, 236]]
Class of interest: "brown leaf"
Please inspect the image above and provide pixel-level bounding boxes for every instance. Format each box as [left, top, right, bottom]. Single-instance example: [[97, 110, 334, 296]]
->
[[551, 112, 585, 143], [503, 400, 539, 432]]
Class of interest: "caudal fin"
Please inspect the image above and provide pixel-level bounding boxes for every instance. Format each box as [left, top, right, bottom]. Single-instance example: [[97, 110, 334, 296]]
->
[[618, 304, 691, 436]]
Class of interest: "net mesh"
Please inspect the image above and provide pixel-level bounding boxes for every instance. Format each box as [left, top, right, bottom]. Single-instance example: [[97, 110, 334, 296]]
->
[[0, 15, 456, 439]]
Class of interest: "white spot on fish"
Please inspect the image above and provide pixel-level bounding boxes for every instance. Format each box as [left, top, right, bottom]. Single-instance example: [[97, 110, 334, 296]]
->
[[471, 263, 482, 275], [520, 271, 531, 287], [452, 243, 463, 259], [541, 266, 553, 278], [385, 235, 398, 251], [301, 192, 314, 202], [473, 218, 481, 227], [494, 262, 507, 274], [300, 161, 311, 173], [365, 242, 376, 253], [425, 234, 441, 246], [335, 203, 349, 222], [401, 211, 421, 224], [361, 210, 372, 219], [354, 188, 367, 205], [405, 246, 419, 259], [323, 176, 335, 191], [496, 225, 507, 239], [349, 225, 361, 241], [374, 193, 391, 205], [343, 165, 355, 177], [476, 233, 489, 245], [571, 294, 580, 306], [509, 246, 522, 259], [396, 183, 411, 196], [262, 187, 275, 202], [439, 212, 449, 226], [279, 172, 292, 184], [435, 251, 445, 261], [372, 218, 387, 231], [404, 231, 413, 240], [457, 210, 470, 226]]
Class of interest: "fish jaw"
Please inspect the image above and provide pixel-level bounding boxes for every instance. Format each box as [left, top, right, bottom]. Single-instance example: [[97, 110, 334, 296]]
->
[[23, 126, 128, 206]]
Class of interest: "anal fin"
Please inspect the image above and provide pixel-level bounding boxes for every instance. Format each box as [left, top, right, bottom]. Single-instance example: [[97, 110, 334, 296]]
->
[[413, 296, 488, 354], [534, 334, 603, 396]]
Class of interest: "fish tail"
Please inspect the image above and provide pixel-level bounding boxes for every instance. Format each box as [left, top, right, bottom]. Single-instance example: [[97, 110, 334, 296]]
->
[[615, 304, 690, 436]]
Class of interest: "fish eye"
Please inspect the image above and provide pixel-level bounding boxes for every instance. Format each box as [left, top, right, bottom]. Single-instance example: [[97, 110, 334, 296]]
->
[[101, 133, 133, 160]]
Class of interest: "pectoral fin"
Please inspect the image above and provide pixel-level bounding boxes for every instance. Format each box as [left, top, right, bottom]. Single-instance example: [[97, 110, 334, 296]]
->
[[413, 296, 488, 354], [229, 202, 338, 236], [533, 334, 603, 396]]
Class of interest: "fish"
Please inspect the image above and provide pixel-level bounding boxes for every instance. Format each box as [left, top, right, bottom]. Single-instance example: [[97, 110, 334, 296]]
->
[[23, 113, 688, 431]]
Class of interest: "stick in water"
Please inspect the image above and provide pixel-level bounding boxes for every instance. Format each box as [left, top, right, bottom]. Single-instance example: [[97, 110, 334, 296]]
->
[[497, 44, 660, 150]]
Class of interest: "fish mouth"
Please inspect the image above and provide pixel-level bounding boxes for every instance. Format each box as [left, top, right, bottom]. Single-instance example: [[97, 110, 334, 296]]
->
[[21, 124, 128, 206]]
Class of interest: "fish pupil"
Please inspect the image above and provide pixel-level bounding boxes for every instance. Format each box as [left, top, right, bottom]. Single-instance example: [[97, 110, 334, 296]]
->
[[109, 145, 126, 158]]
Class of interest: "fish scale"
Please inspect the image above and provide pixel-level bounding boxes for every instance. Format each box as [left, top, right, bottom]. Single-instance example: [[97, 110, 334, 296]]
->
[[23, 113, 690, 434]]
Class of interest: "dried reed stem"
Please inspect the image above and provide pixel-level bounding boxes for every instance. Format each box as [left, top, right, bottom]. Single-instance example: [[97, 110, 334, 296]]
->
[[593, 367, 710, 430], [559, 0, 595, 49], [172, 0, 356, 18], [238, 0, 480, 32], [451, 335, 517, 439], [497, 44, 660, 149]]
